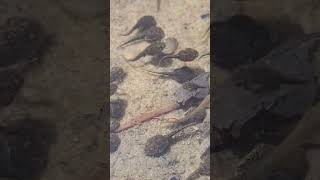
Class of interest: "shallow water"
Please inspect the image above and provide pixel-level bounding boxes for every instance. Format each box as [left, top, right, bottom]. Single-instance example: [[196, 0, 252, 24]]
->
[[110, 0, 210, 179]]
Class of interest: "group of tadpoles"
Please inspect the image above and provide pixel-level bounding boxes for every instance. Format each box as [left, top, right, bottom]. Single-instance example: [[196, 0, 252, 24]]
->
[[118, 15, 201, 64], [115, 15, 207, 132], [110, 15, 211, 179]]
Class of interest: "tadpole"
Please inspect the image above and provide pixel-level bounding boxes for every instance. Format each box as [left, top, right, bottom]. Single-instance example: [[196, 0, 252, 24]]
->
[[110, 133, 121, 153], [120, 15, 157, 36], [110, 66, 127, 84], [144, 123, 195, 157], [110, 99, 127, 132], [146, 37, 178, 67], [118, 26, 165, 48], [160, 48, 199, 62], [125, 41, 165, 61], [110, 99, 127, 119], [142, 66, 198, 83]]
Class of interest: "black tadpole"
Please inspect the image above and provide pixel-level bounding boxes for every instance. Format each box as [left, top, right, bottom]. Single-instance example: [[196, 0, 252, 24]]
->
[[120, 15, 157, 36], [144, 123, 196, 157], [118, 26, 165, 48], [160, 48, 199, 62]]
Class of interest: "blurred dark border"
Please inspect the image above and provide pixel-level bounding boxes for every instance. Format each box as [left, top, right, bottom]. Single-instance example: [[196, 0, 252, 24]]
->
[[106, 0, 111, 178], [210, 0, 214, 179]]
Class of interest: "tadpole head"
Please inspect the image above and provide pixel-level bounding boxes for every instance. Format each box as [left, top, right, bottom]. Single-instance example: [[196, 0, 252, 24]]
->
[[120, 15, 157, 36], [110, 66, 127, 84], [176, 48, 199, 61], [138, 16, 157, 30], [144, 135, 170, 157], [145, 41, 166, 56], [118, 26, 164, 49], [171, 66, 197, 83], [127, 42, 166, 61], [144, 26, 165, 42], [110, 99, 127, 119]]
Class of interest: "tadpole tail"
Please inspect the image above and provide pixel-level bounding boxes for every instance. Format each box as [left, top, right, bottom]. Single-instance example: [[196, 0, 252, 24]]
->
[[120, 24, 138, 36], [158, 54, 177, 62], [142, 69, 173, 76], [201, 25, 210, 39], [118, 33, 144, 48], [198, 53, 210, 60], [168, 122, 197, 137], [185, 169, 201, 180]]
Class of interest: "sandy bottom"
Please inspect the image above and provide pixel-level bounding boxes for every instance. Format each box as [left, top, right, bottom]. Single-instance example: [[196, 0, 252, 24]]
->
[[110, 0, 210, 180]]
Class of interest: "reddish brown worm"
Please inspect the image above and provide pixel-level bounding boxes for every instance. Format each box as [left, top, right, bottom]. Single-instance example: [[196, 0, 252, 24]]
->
[[114, 103, 179, 132]]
